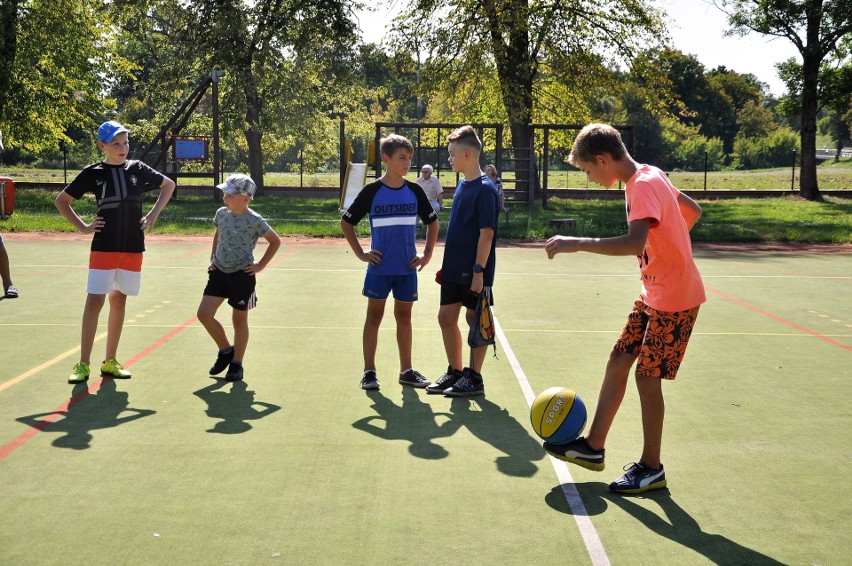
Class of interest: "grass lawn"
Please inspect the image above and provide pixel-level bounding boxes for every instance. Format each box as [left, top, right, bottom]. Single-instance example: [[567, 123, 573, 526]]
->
[[3, 189, 851, 244], [4, 160, 852, 190]]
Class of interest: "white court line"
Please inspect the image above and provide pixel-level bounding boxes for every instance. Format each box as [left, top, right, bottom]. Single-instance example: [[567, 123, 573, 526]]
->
[[493, 314, 611, 566], [16, 264, 851, 279]]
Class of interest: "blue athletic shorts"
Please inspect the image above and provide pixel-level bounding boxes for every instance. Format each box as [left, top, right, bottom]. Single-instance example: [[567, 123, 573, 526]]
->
[[363, 272, 418, 302]]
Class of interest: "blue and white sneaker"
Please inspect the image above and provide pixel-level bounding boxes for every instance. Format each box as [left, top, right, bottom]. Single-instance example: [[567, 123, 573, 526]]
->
[[609, 462, 667, 494], [426, 366, 463, 394], [443, 368, 484, 397]]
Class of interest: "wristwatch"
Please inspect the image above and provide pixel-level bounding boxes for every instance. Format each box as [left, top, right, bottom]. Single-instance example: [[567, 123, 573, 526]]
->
[[472, 263, 484, 274]]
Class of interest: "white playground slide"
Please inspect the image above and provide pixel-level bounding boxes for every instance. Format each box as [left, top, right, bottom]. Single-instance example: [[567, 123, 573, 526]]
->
[[339, 163, 369, 212]]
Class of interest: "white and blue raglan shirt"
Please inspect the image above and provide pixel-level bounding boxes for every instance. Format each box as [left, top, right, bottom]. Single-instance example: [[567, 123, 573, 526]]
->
[[341, 180, 438, 275]]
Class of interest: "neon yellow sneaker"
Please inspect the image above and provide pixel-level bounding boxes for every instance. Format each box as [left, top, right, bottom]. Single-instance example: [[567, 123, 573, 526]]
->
[[68, 362, 90, 384], [101, 358, 132, 379]]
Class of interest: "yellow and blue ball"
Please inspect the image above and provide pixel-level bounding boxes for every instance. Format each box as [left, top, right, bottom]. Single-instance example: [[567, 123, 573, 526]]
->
[[530, 387, 587, 444]]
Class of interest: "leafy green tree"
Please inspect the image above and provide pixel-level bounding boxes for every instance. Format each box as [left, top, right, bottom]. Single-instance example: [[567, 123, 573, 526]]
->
[[391, 0, 667, 188], [0, 0, 129, 152], [717, 0, 852, 200]]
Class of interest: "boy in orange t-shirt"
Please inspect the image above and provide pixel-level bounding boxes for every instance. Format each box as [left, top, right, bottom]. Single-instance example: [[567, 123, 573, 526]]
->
[[543, 123, 705, 494]]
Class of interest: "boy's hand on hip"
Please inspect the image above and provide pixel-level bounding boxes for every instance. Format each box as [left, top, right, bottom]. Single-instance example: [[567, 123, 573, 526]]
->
[[359, 249, 382, 265], [84, 216, 104, 234], [410, 253, 431, 271], [140, 213, 159, 231], [243, 263, 263, 275]]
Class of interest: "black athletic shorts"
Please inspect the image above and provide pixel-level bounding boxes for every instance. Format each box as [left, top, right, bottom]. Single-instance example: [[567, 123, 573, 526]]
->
[[203, 267, 257, 311], [440, 281, 494, 309]]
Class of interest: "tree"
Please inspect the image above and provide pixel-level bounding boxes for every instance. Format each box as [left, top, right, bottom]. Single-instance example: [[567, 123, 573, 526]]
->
[[0, 0, 127, 152], [391, 0, 667, 189], [716, 0, 852, 200]]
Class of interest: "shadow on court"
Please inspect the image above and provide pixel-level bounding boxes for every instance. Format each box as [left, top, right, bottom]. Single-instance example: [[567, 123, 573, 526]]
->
[[447, 396, 544, 477], [15, 378, 156, 450], [193, 378, 281, 434], [352, 388, 458, 459], [545, 482, 785, 564], [352, 390, 544, 475]]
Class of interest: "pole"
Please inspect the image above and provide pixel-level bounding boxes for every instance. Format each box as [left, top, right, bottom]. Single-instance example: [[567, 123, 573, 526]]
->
[[704, 150, 708, 191], [791, 151, 796, 191], [211, 70, 223, 194], [338, 114, 346, 190]]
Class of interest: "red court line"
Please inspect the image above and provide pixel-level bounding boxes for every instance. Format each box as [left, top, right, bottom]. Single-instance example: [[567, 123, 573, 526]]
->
[[267, 247, 296, 268], [706, 287, 852, 351], [0, 315, 198, 462]]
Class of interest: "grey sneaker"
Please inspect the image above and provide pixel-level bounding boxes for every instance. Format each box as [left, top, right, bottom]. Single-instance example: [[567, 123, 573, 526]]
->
[[399, 369, 430, 388], [360, 370, 380, 390], [426, 366, 463, 394], [609, 462, 667, 494], [543, 437, 606, 471]]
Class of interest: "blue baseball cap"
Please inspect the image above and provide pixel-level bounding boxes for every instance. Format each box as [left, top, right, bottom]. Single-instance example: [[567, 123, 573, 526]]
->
[[98, 121, 129, 143]]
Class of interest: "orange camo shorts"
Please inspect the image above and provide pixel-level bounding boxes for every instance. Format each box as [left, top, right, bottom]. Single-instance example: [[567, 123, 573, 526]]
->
[[614, 300, 700, 380]]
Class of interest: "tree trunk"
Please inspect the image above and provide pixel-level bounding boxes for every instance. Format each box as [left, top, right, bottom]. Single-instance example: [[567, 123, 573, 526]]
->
[[798, 2, 822, 201], [484, 0, 534, 198], [0, 0, 19, 123], [242, 69, 265, 195]]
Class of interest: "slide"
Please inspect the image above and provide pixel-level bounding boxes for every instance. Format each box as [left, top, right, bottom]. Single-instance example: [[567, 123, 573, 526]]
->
[[339, 163, 368, 212]]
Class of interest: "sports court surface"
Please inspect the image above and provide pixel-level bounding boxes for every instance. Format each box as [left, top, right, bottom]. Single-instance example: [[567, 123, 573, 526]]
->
[[1, 235, 850, 565]]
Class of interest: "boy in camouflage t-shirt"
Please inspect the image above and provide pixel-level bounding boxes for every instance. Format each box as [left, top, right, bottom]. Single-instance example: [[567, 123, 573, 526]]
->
[[196, 174, 281, 381]]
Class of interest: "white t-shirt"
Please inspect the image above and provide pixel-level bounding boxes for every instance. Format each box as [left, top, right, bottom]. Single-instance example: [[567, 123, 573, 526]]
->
[[415, 175, 443, 204]]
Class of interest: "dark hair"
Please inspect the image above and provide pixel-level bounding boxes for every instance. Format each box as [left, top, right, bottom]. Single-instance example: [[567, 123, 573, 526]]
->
[[568, 123, 627, 165], [380, 134, 414, 158], [446, 125, 482, 152]]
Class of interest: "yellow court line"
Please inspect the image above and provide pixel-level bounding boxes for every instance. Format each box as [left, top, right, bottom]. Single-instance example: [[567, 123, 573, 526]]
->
[[0, 332, 107, 394]]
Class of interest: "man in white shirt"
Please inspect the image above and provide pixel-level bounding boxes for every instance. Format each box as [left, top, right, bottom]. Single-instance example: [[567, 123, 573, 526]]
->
[[416, 164, 443, 214]]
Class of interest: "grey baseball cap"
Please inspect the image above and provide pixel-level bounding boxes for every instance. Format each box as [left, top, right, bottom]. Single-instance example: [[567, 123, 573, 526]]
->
[[217, 174, 256, 197]]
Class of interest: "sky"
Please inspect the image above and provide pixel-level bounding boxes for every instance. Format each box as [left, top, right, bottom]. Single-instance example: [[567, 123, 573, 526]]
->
[[355, 0, 800, 97]]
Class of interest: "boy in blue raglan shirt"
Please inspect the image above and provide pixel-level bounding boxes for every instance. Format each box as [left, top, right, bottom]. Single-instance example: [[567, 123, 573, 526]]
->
[[341, 134, 439, 390]]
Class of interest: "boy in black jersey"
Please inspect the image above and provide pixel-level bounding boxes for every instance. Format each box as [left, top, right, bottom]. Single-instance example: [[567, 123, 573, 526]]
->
[[56, 121, 175, 384]]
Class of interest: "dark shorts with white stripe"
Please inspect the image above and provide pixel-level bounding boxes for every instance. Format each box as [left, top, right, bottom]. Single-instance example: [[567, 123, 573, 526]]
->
[[203, 267, 257, 311]]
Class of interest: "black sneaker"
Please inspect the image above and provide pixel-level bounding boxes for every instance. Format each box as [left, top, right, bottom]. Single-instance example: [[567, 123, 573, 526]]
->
[[444, 368, 484, 397], [426, 366, 463, 394], [224, 362, 244, 382], [543, 437, 606, 471], [210, 347, 234, 375], [360, 370, 380, 390], [399, 369, 430, 388]]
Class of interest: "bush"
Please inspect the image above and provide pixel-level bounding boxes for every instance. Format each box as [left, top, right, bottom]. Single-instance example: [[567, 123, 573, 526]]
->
[[660, 118, 725, 171], [733, 127, 799, 169]]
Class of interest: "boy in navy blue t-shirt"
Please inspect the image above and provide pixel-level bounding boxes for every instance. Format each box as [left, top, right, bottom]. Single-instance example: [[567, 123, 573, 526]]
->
[[341, 134, 439, 390], [426, 125, 499, 397]]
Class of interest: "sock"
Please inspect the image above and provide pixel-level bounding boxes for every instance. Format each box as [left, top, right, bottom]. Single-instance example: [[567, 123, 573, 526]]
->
[[219, 346, 234, 355], [400, 368, 412, 376]]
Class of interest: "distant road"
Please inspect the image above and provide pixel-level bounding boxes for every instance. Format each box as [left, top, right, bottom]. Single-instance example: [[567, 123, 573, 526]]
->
[[816, 148, 852, 160]]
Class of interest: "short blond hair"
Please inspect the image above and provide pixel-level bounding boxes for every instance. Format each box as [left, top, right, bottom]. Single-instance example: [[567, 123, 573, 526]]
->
[[568, 123, 627, 165], [447, 125, 482, 153]]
